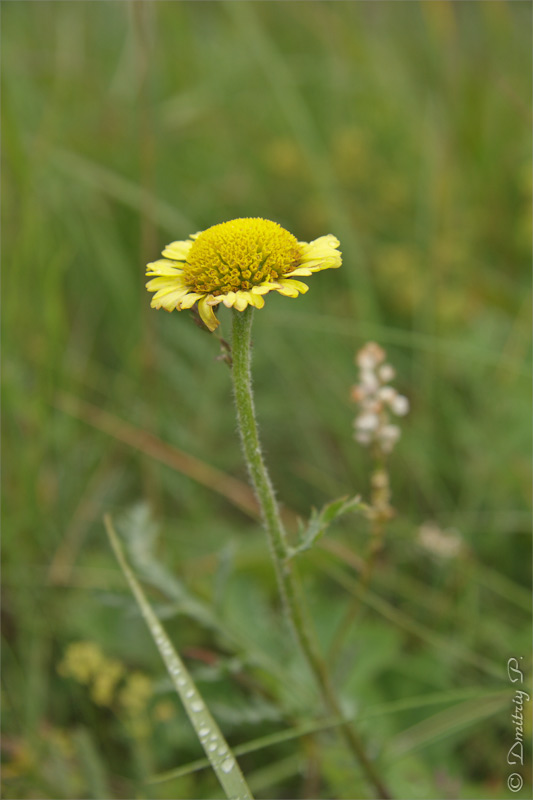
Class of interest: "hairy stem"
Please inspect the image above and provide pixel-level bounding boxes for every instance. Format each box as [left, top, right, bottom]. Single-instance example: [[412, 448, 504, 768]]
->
[[230, 306, 392, 799]]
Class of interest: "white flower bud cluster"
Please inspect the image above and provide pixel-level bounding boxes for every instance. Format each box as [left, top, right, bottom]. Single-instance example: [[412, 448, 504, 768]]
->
[[351, 342, 409, 454]]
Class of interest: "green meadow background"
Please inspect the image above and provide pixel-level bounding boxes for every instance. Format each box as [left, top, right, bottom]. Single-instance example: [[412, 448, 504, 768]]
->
[[2, 1, 531, 798]]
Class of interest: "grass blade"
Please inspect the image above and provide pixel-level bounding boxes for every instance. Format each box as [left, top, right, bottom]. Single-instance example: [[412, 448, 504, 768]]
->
[[149, 688, 507, 785], [386, 693, 510, 760], [104, 514, 254, 800]]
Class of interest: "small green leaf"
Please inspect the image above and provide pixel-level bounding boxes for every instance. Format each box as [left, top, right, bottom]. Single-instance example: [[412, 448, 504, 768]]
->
[[288, 495, 366, 559]]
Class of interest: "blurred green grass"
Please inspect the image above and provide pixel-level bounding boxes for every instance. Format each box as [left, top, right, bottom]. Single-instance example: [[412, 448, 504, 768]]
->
[[2, 2, 531, 798]]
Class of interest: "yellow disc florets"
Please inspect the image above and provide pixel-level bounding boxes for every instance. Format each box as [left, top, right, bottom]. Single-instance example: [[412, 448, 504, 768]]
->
[[183, 217, 301, 295]]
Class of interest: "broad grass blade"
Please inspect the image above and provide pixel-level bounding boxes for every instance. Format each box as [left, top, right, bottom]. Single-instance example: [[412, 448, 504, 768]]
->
[[104, 514, 254, 800]]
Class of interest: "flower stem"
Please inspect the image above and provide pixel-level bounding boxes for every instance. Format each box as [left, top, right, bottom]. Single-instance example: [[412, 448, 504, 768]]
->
[[230, 306, 392, 800], [328, 464, 391, 666]]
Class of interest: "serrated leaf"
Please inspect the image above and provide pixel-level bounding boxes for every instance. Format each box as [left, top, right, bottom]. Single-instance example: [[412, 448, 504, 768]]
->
[[289, 495, 365, 559]]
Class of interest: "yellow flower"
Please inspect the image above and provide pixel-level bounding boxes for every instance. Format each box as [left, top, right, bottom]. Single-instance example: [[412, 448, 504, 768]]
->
[[145, 217, 341, 331], [119, 672, 153, 716], [91, 659, 125, 707], [57, 641, 105, 684]]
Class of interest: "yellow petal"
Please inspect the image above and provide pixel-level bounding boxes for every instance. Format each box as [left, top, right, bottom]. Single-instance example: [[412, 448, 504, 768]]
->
[[284, 266, 314, 277], [247, 292, 265, 309], [251, 283, 281, 295], [162, 240, 194, 261], [221, 292, 237, 308], [275, 285, 299, 298], [178, 292, 204, 309], [147, 276, 188, 295], [152, 287, 189, 305], [146, 259, 183, 276], [307, 256, 342, 271], [297, 234, 342, 271], [238, 291, 264, 309], [300, 234, 340, 250], [146, 276, 176, 291], [207, 295, 225, 306], [151, 288, 190, 311], [233, 292, 250, 312], [198, 296, 219, 331], [277, 278, 309, 296]]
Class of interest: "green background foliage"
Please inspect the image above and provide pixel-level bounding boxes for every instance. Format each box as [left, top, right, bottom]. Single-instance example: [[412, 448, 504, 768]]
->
[[2, 2, 531, 798]]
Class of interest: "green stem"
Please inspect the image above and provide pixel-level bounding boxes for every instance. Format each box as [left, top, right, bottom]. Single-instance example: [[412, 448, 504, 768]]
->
[[231, 307, 392, 800]]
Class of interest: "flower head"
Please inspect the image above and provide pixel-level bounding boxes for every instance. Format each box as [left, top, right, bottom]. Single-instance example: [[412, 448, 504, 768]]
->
[[146, 217, 341, 330]]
